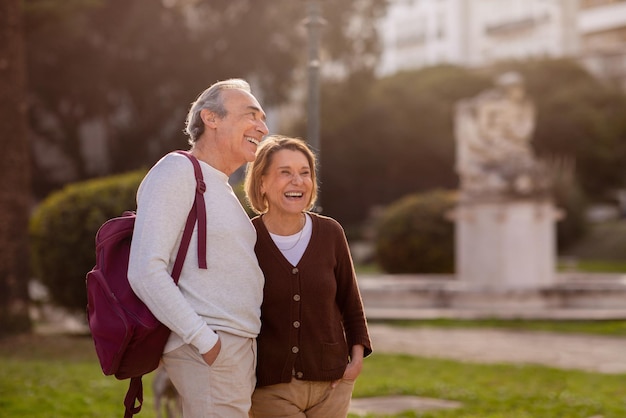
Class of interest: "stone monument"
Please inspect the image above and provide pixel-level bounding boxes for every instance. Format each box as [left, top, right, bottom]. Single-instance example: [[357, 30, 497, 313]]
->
[[453, 72, 559, 290], [358, 72, 626, 316]]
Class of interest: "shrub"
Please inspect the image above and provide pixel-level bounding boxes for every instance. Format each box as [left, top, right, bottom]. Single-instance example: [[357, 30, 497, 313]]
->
[[232, 181, 256, 218], [375, 190, 456, 274], [29, 171, 146, 312]]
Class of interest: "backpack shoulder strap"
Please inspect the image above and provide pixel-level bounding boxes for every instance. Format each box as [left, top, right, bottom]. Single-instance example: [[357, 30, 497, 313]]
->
[[171, 150, 208, 282]]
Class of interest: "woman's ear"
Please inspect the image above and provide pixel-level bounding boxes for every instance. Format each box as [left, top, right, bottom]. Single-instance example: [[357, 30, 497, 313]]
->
[[260, 176, 268, 197], [200, 109, 217, 128]]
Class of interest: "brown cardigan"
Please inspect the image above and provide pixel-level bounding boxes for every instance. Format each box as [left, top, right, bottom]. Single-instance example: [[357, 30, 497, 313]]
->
[[252, 212, 372, 387]]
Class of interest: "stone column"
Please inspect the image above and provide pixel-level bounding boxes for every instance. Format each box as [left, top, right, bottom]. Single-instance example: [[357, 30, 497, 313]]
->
[[455, 199, 559, 289]]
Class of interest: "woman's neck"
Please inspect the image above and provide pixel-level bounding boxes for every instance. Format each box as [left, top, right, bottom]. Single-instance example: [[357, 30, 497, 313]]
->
[[263, 212, 305, 236]]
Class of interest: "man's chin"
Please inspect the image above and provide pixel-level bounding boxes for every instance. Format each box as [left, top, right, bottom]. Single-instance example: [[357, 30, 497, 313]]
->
[[245, 152, 257, 163]]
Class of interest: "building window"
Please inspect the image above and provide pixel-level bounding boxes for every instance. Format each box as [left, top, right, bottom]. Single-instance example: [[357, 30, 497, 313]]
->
[[581, 0, 626, 9]]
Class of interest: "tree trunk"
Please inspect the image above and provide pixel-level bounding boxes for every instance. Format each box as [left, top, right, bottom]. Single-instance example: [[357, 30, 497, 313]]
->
[[0, 0, 33, 335]]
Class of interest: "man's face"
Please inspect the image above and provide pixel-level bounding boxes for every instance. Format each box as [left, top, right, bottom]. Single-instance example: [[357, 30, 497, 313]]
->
[[214, 89, 268, 167]]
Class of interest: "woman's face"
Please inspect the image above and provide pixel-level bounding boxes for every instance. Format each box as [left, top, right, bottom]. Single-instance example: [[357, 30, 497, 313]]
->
[[261, 149, 313, 216]]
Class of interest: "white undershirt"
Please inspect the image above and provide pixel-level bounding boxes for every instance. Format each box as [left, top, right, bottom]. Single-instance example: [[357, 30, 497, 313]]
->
[[269, 213, 312, 266]]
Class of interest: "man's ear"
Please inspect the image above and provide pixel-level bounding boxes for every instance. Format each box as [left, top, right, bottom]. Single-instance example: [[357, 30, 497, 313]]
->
[[200, 109, 218, 128]]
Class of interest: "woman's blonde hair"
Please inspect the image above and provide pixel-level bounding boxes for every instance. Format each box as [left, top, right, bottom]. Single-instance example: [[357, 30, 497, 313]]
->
[[244, 135, 318, 214]]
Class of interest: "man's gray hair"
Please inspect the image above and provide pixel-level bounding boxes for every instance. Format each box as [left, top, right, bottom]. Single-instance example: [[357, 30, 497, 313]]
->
[[185, 78, 251, 143]]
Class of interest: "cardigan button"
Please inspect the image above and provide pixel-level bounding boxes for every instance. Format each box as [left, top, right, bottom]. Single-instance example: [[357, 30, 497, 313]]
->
[[293, 294, 301, 301], [293, 321, 300, 328], [292, 346, 299, 354], [296, 372, 303, 379], [292, 267, 299, 274]]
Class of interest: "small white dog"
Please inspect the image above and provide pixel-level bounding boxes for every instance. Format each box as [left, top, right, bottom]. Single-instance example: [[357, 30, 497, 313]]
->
[[153, 366, 182, 418]]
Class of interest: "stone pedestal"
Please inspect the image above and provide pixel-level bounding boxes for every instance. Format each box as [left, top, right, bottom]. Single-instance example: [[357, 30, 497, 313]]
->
[[454, 200, 559, 289]]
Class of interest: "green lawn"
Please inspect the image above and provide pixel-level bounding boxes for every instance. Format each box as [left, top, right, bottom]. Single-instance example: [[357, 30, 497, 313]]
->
[[356, 258, 626, 276], [563, 259, 626, 273], [375, 318, 626, 337], [2, 331, 625, 418], [0, 334, 158, 418], [353, 353, 626, 417]]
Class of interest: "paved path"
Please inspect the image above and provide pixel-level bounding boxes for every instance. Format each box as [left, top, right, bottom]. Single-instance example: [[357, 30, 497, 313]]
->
[[368, 323, 626, 374]]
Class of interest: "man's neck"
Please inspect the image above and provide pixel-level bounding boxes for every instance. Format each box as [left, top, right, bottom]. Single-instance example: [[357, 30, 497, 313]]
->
[[190, 139, 235, 176]]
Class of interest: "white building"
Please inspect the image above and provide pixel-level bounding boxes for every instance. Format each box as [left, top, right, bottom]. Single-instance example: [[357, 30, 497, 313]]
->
[[579, 0, 626, 88], [377, 0, 626, 87]]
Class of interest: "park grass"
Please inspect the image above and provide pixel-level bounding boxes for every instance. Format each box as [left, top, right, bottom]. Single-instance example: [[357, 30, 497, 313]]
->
[[356, 258, 626, 276], [567, 259, 626, 273], [375, 318, 626, 337], [2, 332, 625, 418], [352, 353, 626, 418], [0, 334, 158, 418]]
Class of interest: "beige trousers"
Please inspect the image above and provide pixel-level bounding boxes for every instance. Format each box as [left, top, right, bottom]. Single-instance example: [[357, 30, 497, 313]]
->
[[250, 378, 355, 418], [162, 331, 256, 417]]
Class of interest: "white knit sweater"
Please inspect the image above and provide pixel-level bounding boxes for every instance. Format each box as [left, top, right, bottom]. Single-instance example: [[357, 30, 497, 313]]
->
[[128, 152, 263, 355]]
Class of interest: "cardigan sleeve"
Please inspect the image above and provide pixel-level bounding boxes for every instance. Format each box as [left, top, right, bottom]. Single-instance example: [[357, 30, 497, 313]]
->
[[329, 219, 373, 358]]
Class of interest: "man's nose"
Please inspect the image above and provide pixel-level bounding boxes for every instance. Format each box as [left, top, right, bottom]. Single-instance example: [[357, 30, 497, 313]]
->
[[257, 119, 269, 135]]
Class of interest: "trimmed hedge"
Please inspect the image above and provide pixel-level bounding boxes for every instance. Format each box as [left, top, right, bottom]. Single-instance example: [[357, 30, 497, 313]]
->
[[233, 181, 256, 218], [375, 190, 456, 274], [29, 170, 146, 312]]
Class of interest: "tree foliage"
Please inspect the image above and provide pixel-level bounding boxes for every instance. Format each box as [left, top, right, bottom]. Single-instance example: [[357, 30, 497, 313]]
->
[[320, 66, 490, 225], [23, 0, 387, 196], [320, 60, 626, 231], [509, 59, 626, 200]]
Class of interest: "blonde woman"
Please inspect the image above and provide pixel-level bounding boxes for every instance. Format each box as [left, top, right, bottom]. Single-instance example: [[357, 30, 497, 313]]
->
[[244, 135, 372, 417]]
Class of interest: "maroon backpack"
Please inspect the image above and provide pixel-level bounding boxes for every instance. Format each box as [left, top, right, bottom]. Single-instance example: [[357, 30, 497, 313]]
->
[[86, 151, 207, 418]]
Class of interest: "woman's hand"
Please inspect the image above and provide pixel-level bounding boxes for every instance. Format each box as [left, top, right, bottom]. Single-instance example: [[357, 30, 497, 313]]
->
[[201, 336, 221, 366], [331, 345, 364, 388]]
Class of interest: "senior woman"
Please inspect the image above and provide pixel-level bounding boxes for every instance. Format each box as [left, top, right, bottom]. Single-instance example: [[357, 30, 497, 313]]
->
[[244, 135, 372, 418]]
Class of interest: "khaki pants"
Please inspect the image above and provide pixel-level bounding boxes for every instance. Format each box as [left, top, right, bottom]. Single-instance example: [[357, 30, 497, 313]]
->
[[250, 378, 355, 418], [163, 331, 256, 417]]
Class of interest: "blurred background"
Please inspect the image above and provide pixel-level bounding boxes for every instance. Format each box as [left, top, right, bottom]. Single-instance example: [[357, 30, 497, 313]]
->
[[2, 0, 626, 331]]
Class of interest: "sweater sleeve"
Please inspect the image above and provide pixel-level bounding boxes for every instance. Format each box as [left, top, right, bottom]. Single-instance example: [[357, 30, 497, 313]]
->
[[330, 219, 373, 358], [128, 153, 218, 354]]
